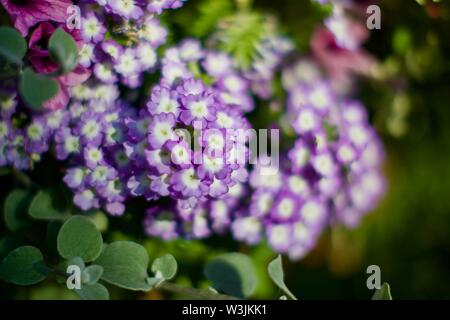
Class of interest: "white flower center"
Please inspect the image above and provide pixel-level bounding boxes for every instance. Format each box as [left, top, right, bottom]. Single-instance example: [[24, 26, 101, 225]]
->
[[189, 100, 208, 118], [278, 198, 294, 218]]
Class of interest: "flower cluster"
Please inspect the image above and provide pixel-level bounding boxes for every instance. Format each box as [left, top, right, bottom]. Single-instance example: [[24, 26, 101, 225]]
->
[[141, 41, 254, 239], [240, 59, 386, 259], [0, 0, 386, 261], [161, 39, 255, 112], [0, 0, 187, 168], [311, 0, 376, 93], [78, 0, 185, 88], [52, 41, 252, 221]]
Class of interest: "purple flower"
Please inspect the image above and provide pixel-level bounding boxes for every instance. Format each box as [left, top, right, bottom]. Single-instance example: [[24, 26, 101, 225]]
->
[[180, 93, 216, 125], [144, 207, 179, 240], [101, 41, 123, 61], [24, 118, 50, 154], [74, 189, 99, 211], [105, 202, 125, 216], [267, 224, 292, 253], [55, 128, 80, 160], [114, 48, 140, 77], [231, 216, 262, 245], [108, 0, 143, 19], [169, 167, 209, 198], [147, 113, 177, 149], [270, 191, 300, 222], [81, 13, 106, 43], [147, 86, 180, 116], [0, 0, 72, 36], [84, 146, 104, 169]]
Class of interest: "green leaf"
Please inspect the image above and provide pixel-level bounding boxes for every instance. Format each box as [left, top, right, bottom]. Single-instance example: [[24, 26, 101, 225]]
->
[[82, 265, 103, 285], [0, 246, 48, 285], [76, 283, 109, 300], [372, 282, 393, 300], [48, 28, 79, 74], [0, 26, 27, 65], [0, 236, 23, 261], [29, 189, 70, 221], [19, 68, 59, 110], [267, 255, 297, 300], [204, 252, 257, 298], [57, 216, 103, 262], [95, 241, 152, 291], [216, 12, 265, 69], [67, 256, 85, 271], [4, 189, 33, 231], [151, 254, 177, 281]]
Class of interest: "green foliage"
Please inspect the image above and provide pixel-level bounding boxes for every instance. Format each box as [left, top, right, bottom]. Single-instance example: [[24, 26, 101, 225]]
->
[[267, 255, 297, 300], [0, 246, 48, 286], [57, 216, 103, 262], [151, 254, 178, 281], [0, 26, 27, 65], [191, 0, 233, 37], [76, 283, 109, 300], [3, 189, 32, 232], [95, 241, 152, 291], [67, 256, 85, 270], [48, 28, 79, 75], [82, 265, 104, 285], [372, 283, 393, 300], [28, 189, 70, 221], [216, 12, 265, 69], [19, 68, 59, 110], [0, 236, 24, 261], [204, 252, 257, 298]]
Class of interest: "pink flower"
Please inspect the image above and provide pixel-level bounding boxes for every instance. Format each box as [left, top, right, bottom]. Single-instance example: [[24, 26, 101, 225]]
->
[[28, 22, 91, 110], [311, 25, 376, 92], [0, 0, 72, 36]]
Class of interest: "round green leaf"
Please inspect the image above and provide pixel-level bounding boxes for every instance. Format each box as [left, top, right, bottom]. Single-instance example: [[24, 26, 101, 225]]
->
[[372, 282, 393, 300], [4, 189, 33, 231], [151, 254, 177, 281], [0, 246, 48, 285], [19, 68, 59, 110], [57, 216, 103, 262], [76, 283, 109, 300], [82, 265, 103, 285], [66, 256, 85, 271], [204, 252, 257, 298], [267, 255, 297, 300], [29, 189, 70, 221], [95, 241, 152, 291], [48, 28, 79, 74], [0, 236, 24, 261], [0, 26, 27, 65]]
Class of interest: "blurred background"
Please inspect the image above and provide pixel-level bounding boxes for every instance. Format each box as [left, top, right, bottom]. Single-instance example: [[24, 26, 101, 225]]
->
[[1, 0, 450, 299], [254, 0, 450, 299]]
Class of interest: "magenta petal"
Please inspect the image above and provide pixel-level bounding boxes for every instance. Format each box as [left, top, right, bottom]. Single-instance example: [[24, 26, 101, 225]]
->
[[43, 81, 69, 111], [1, 0, 72, 36], [59, 65, 92, 86]]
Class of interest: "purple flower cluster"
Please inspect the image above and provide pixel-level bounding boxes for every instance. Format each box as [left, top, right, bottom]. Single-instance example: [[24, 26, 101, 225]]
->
[[238, 59, 386, 259], [78, 0, 186, 88], [0, 89, 69, 169], [52, 41, 253, 220], [161, 39, 255, 112], [141, 41, 255, 239]]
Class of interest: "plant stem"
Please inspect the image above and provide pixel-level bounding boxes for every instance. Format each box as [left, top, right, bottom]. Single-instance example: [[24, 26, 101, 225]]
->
[[159, 282, 239, 300]]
